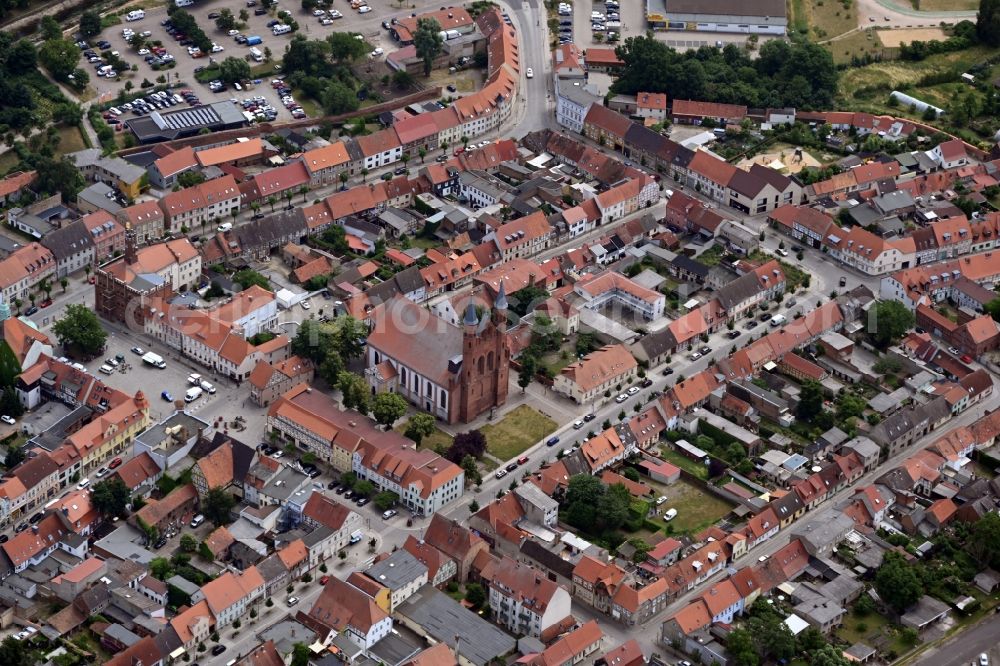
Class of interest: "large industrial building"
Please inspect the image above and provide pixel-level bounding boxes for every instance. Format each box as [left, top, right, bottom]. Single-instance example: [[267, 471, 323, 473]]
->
[[646, 0, 786, 35], [126, 101, 249, 143]]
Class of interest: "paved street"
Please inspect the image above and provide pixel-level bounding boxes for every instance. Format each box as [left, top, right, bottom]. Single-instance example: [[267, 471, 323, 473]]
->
[[911, 613, 1000, 666]]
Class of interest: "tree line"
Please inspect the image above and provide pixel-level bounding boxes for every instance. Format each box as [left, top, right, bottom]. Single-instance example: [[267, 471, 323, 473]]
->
[[611, 38, 838, 110]]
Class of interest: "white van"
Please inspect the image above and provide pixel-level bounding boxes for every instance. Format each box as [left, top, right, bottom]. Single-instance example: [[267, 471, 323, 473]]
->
[[349, 530, 363, 544], [249, 46, 264, 62], [199, 380, 216, 394], [217, 222, 233, 232], [174, 0, 193, 6], [126, 9, 145, 20], [98, 364, 114, 375], [184, 386, 203, 403], [769, 314, 787, 327], [664, 508, 678, 521], [190, 514, 205, 527], [272, 24, 291, 35]]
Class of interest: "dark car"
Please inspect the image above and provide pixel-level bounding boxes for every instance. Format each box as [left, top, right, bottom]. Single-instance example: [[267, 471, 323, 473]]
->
[[14, 522, 28, 533], [0, 534, 8, 543], [394, 166, 407, 175], [24, 306, 38, 316], [355, 497, 369, 507], [583, 413, 596, 422], [699, 346, 711, 355], [505, 462, 518, 472], [335, 485, 347, 494], [327, 480, 338, 490], [640, 378, 653, 388], [546, 436, 560, 447], [255, 6, 267, 14], [745, 321, 757, 330], [726, 330, 740, 339], [211, 645, 227, 656], [267, 19, 280, 27], [29, 512, 44, 524], [208, 11, 220, 18], [663, 367, 674, 375], [839, 276, 847, 287], [154, 537, 167, 549]]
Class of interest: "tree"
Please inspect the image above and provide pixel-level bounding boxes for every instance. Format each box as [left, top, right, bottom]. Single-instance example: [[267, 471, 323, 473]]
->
[[968, 511, 1000, 569], [446, 429, 487, 462], [215, 8, 238, 32], [517, 353, 536, 392], [91, 477, 131, 517], [565, 474, 604, 530], [218, 55, 251, 84], [373, 491, 399, 510], [404, 413, 436, 445], [810, 644, 851, 666], [327, 32, 368, 61], [392, 69, 414, 89], [469, 498, 479, 513], [338, 371, 371, 414], [233, 269, 270, 290], [4, 447, 25, 469], [460, 455, 482, 487], [0, 636, 33, 666], [623, 467, 640, 482], [874, 551, 922, 613], [149, 557, 173, 580], [39, 38, 80, 82], [796, 380, 824, 420], [180, 534, 198, 553], [353, 480, 375, 497], [6, 39, 38, 76], [372, 392, 407, 429], [80, 10, 103, 37], [726, 628, 759, 666], [413, 18, 444, 76], [203, 487, 236, 526], [53, 304, 108, 358], [291, 644, 311, 666], [978, 0, 1000, 46], [41, 16, 62, 41], [464, 582, 486, 609], [628, 537, 652, 563], [322, 80, 360, 115], [597, 483, 631, 531], [867, 300, 915, 349]]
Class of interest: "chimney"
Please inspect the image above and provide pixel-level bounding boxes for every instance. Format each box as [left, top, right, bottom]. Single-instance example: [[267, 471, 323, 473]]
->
[[124, 222, 138, 265]]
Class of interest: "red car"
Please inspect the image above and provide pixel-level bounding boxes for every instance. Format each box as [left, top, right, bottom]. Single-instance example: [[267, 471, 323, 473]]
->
[[108, 457, 123, 469], [961, 354, 973, 363], [39, 299, 52, 308], [319, 576, 330, 585]]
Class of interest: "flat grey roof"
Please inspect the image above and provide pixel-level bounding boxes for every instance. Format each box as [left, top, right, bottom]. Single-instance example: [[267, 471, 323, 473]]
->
[[654, 0, 785, 19], [396, 585, 516, 666], [365, 550, 427, 590]]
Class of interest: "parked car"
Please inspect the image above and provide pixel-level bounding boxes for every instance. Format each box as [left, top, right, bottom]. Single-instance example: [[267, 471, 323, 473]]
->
[[0, 415, 15, 425], [382, 509, 397, 519], [211, 645, 227, 656]]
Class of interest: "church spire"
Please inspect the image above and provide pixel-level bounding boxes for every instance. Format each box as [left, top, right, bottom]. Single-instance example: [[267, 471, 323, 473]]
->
[[463, 302, 479, 327], [494, 279, 508, 312]]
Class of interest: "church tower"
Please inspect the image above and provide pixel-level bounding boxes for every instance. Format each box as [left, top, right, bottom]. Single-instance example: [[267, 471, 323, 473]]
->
[[457, 283, 511, 422]]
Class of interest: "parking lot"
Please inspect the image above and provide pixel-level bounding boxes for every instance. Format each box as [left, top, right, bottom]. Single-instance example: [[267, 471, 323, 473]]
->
[[85, 0, 462, 118]]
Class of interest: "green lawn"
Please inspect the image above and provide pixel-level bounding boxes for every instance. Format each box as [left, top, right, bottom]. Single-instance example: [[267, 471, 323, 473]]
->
[[828, 29, 885, 66], [55, 125, 89, 155], [394, 422, 452, 452], [480, 405, 557, 462], [659, 446, 708, 480], [654, 479, 735, 535]]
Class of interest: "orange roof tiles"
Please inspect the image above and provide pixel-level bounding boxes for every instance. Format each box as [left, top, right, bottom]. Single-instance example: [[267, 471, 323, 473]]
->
[[195, 138, 264, 167]]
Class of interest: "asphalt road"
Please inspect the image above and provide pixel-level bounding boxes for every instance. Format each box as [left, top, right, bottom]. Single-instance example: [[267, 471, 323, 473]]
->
[[911, 613, 1000, 666]]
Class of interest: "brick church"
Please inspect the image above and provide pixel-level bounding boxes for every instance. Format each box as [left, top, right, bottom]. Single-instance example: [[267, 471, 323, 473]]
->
[[365, 283, 511, 424]]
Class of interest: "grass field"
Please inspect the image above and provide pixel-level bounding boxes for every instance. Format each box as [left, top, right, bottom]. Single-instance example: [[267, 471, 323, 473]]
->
[[659, 447, 708, 479], [808, 0, 858, 40], [394, 422, 452, 452], [56, 125, 89, 155], [655, 479, 735, 534], [828, 28, 885, 65], [911, 0, 977, 9], [480, 405, 557, 462], [838, 45, 997, 108]]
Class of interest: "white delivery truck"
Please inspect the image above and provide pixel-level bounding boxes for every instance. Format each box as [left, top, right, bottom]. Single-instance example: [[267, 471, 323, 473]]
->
[[142, 352, 167, 369], [249, 47, 264, 62], [184, 386, 203, 403]]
